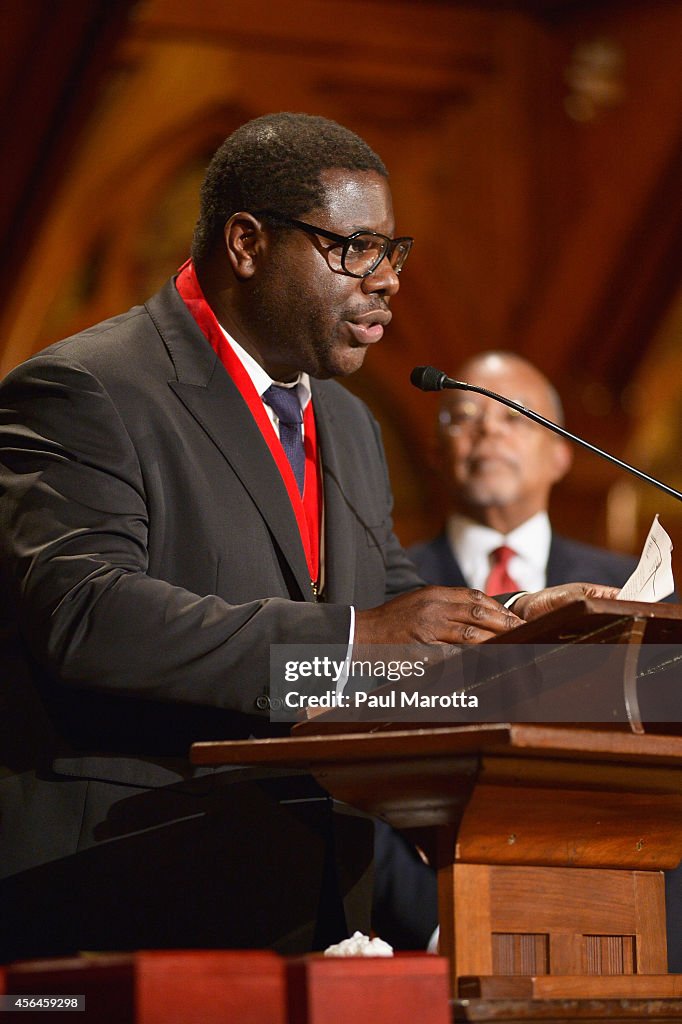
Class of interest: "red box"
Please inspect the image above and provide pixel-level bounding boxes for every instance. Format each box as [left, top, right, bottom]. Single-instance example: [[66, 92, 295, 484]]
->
[[5, 949, 286, 1023], [287, 953, 450, 1024]]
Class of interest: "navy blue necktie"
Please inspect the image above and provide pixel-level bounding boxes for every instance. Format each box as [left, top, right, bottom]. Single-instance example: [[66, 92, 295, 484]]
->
[[263, 384, 305, 496]]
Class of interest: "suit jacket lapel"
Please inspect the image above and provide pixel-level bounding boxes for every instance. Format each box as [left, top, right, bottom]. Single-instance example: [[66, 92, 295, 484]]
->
[[311, 382, 357, 603], [546, 534, 581, 586], [546, 533, 592, 585], [146, 282, 313, 601], [429, 534, 468, 587]]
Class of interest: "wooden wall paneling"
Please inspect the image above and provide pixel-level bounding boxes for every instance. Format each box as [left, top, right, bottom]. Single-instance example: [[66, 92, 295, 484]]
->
[[523, 2, 682, 389], [511, 2, 682, 554], [3, 0, 682, 558], [0, 37, 255, 373], [336, 10, 562, 544], [0, 1, 135, 283], [0, 1, 508, 374]]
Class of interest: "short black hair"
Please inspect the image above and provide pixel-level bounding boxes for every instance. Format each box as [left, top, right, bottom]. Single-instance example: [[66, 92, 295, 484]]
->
[[191, 112, 388, 263]]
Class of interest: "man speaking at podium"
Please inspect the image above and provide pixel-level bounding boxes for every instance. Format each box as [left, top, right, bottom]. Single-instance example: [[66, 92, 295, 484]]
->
[[0, 113, 617, 962]]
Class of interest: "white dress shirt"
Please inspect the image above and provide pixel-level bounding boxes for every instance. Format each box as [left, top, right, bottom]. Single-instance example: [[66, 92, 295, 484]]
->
[[446, 510, 552, 593], [219, 327, 312, 430]]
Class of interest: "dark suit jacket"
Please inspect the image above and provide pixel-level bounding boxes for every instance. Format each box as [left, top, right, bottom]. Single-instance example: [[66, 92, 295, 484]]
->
[[408, 530, 639, 590], [0, 278, 422, 959]]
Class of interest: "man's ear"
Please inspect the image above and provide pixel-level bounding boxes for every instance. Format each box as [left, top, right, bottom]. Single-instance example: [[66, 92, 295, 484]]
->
[[224, 213, 266, 280], [549, 436, 574, 484]]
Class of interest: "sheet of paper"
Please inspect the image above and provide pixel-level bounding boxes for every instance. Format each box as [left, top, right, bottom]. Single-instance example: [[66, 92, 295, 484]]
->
[[617, 514, 675, 602]]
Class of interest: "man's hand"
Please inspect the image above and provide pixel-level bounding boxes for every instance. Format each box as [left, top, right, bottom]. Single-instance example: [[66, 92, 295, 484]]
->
[[512, 582, 621, 622], [355, 586, 522, 646]]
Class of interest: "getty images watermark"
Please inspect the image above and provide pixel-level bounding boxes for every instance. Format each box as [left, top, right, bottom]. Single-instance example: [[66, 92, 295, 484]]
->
[[280, 649, 476, 710], [265, 642, 682, 726], [267, 643, 476, 721]]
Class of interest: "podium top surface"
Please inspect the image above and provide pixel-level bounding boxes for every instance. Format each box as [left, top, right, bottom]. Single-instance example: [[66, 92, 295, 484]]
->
[[191, 723, 682, 769], [192, 600, 682, 770], [481, 596, 682, 645]]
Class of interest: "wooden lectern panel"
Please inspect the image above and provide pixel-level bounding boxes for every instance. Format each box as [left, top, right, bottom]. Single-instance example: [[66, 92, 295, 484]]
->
[[442, 865, 666, 978], [193, 724, 682, 837]]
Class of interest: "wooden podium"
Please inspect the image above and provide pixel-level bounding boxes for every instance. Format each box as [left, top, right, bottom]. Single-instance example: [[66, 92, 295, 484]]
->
[[191, 600, 682, 1006]]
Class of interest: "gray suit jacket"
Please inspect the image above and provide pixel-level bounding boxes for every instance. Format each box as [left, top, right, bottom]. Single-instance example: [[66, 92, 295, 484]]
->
[[0, 278, 422, 957]]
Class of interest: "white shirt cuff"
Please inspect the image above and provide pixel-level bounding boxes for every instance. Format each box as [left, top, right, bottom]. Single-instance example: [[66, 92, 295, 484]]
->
[[336, 606, 355, 695]]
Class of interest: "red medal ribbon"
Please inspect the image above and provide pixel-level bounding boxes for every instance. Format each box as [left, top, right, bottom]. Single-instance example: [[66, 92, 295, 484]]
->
[[175, 259, 320, 589]]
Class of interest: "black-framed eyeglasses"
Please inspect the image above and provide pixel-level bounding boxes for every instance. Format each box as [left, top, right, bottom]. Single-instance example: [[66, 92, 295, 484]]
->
[[254, 211, 413, 278], [438, 401, 529, 435]]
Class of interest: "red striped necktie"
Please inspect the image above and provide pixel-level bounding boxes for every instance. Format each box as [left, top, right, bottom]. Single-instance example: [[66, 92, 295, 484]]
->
[[484, 544, 520, 595]]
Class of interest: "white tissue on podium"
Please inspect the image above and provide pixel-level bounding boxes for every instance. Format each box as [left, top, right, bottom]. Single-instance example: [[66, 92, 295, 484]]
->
[[323, 931, 394, 957]]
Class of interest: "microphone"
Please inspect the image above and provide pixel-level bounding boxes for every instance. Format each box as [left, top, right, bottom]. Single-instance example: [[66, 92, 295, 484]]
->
[[410, 365, 682, 503]]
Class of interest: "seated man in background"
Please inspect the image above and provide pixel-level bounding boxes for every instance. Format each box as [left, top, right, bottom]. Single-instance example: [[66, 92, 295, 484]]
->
[[373, 350, 682, 968], [410, 350, 637, 594]]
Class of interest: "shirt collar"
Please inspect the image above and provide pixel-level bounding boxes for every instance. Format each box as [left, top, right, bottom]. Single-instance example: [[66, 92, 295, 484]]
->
[[506, 511, 552, 570], [447, 510, 552, 578], [218, 324, 311, 410]]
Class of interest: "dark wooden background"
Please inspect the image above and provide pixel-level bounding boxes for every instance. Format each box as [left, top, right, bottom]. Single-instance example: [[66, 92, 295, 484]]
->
[[3, 0, 682, 575]]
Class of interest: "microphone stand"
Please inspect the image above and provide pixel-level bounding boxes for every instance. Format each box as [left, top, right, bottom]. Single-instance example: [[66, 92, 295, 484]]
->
[[410, 366, 682, 504]]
